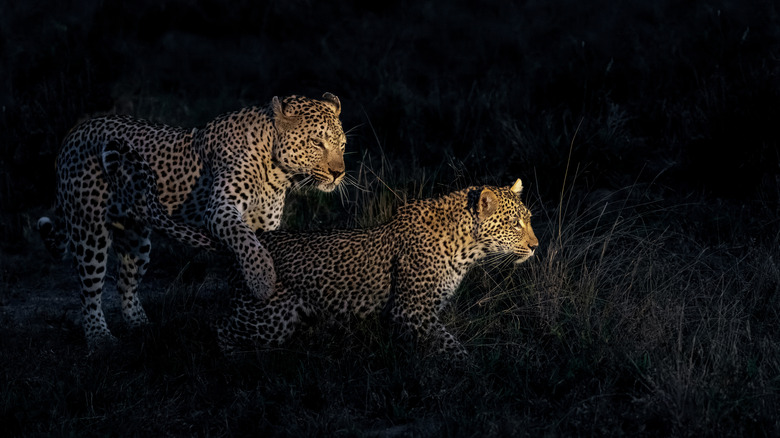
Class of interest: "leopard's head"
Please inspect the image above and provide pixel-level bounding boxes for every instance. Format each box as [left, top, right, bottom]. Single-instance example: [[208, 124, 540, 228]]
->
[[468, 178, 539, 264], [271, 93, 346, 192]]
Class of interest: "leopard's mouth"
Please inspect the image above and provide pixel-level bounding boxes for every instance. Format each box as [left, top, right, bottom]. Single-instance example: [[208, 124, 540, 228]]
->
[[316, 180, 339, 193], [289, 172, 341, 192], [311, 168, 344, 193], [512, 248, 535, 264]]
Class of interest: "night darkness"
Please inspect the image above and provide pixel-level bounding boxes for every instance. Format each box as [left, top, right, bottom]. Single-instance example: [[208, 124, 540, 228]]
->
[[1, 1, 779, 436]]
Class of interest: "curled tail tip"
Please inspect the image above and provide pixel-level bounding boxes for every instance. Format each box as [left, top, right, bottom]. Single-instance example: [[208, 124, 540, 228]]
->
[[37, 216, 67, 259], [37, 216, 53, 234]]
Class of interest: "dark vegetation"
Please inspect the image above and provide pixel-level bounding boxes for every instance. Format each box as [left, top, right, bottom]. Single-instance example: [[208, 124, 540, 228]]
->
[[1, 0, 779, 436]]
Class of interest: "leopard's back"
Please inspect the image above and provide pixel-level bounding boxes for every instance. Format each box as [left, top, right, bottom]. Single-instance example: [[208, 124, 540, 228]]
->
[[259, 227, 397, 317]]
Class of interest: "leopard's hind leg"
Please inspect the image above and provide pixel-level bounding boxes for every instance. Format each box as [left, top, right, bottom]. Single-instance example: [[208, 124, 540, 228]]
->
[[57, 161, 117, 348], [216, 290, 309, 354], [111, 224, 152, 328]]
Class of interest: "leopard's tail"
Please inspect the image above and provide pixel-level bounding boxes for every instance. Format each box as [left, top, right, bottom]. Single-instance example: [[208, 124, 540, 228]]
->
[[100, 139, 223, 252], [37, 213, 68, 259]]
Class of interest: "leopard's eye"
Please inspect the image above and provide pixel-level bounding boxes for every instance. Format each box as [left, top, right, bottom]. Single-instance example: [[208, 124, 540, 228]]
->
[[312, 138, 326, 149]]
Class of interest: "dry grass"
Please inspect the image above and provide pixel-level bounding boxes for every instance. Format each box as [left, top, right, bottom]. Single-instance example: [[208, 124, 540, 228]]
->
[[2, 159, 779, 436]]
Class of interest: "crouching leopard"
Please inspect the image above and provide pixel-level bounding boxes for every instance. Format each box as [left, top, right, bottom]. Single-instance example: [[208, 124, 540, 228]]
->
[[217, 179, 539, 359], [37, 93, 347, 348]]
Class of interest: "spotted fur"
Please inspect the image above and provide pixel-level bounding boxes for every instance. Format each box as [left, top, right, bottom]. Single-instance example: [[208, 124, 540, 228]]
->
[[216, 179, 538, 359], [37, 93, 347, 348]]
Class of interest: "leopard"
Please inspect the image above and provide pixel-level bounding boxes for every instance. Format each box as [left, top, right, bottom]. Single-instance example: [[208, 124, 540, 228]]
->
[[37, 93, 347, 348], [93, 138, 538, 359], [215, 178, 539, 360]]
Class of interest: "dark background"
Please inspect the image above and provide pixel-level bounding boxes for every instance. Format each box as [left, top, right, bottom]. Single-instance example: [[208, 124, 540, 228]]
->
[[1, 1, 779, 436], [2, 0, 778, 243]]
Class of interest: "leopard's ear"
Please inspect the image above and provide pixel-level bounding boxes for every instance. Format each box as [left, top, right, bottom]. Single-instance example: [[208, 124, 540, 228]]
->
[[272, 96, 298, 132], [467, 187, 498, 221], [321, 92, 341, 116], [510, 178, 523, 195], [272, 96, 292, 117], [478, 188, 499, 221]]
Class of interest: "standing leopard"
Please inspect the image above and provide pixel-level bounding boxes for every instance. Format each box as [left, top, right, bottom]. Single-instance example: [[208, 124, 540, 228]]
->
[[217, 179, 538, 359], [37, 93, 347, 348]]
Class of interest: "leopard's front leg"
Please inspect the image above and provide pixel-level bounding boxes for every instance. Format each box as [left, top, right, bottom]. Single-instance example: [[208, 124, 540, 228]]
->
[[205, 180, 277, 301], [390, 254, 470, 360], [390, 289, 468, 360]]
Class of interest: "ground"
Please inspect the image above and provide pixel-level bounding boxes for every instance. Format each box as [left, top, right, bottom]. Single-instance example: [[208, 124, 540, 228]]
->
[[2, 189, 779, 436]]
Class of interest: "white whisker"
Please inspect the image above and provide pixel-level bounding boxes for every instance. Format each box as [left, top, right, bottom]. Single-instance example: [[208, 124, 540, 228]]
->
[[337, 183, 350, 208], [343, 174, 369, 193], [292, 175, 314, 192], [344, 124, 363, 137]]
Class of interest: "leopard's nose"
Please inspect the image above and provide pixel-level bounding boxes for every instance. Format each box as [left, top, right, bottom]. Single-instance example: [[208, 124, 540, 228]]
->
[[528, 242, 538, 253], [329, 168, 344, 181]]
